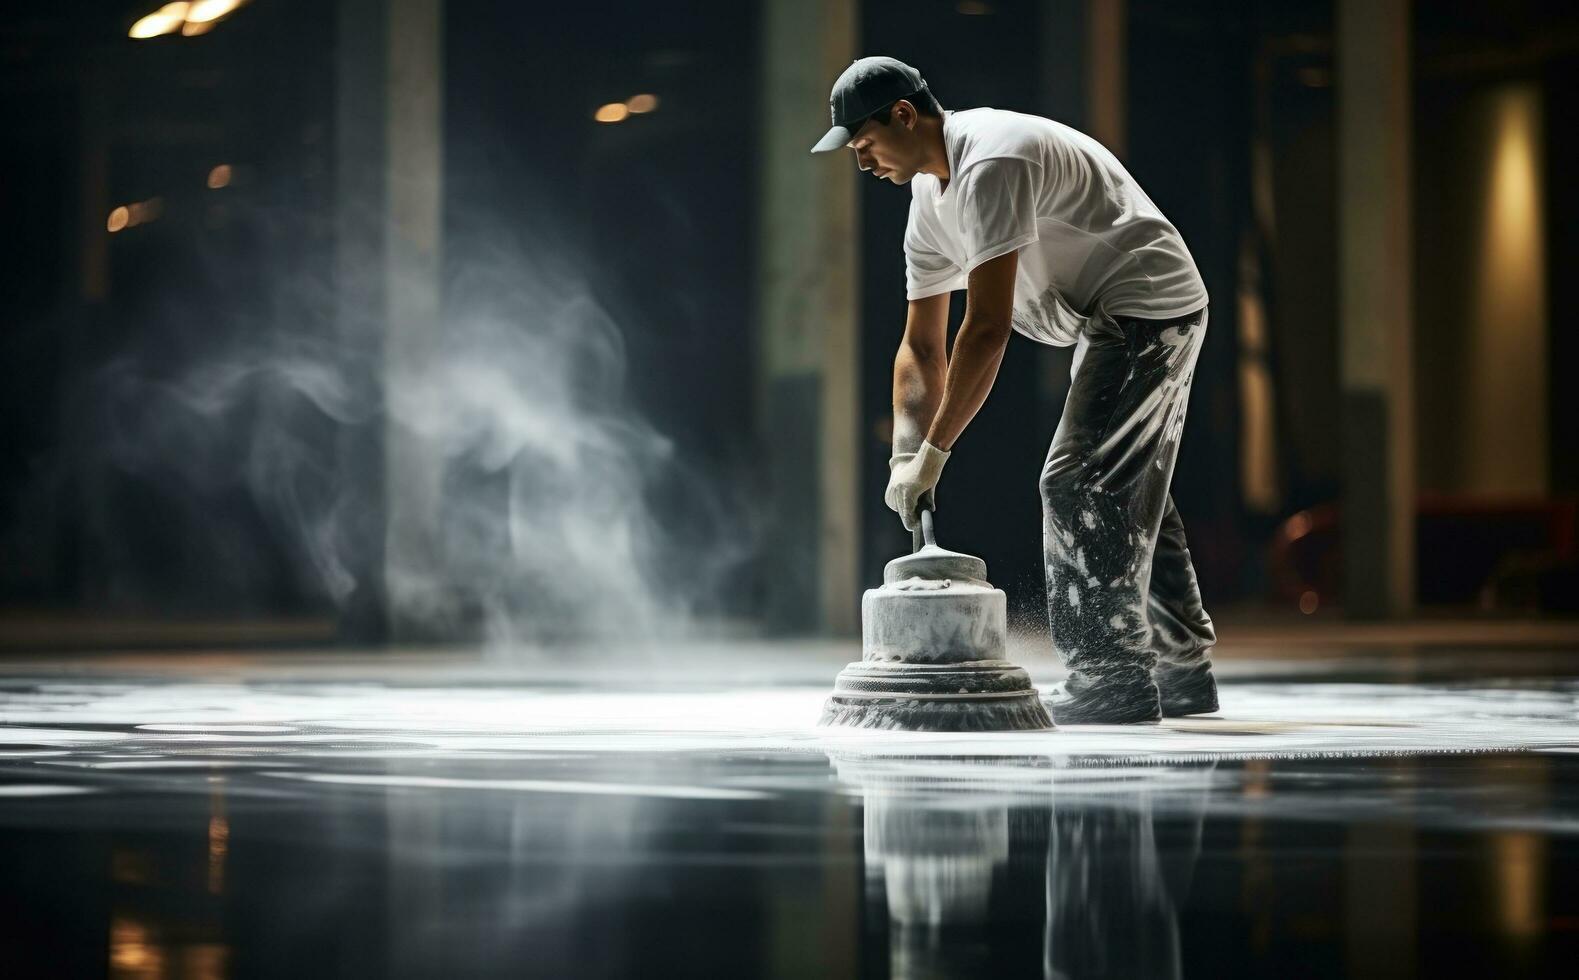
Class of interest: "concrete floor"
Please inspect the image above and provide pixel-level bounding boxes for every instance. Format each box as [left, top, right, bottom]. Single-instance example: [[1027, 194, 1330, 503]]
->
[[2, 623, 1578, 977]]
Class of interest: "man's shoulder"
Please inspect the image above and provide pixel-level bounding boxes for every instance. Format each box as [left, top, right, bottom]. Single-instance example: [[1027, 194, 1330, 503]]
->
[[952, 106, 1055, 129], [951, 108, 1064, 172]]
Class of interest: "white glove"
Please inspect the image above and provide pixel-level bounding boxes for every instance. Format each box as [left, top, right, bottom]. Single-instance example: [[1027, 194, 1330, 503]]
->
[[885, 441, 950, 532]]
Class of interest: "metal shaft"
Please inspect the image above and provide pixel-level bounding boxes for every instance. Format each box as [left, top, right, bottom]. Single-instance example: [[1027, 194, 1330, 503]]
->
[[912, 507, 937, 553]]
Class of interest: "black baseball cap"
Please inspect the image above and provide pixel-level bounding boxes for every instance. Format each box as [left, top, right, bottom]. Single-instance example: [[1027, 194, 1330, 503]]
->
[[810, 56, 929, 153]]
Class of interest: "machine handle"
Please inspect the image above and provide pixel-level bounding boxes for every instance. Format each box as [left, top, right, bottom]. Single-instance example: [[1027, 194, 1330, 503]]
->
[[912, 505, 936, 553]]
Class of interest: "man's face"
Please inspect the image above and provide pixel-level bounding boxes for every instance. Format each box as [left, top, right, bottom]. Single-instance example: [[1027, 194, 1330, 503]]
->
[[846, 101, 923, 185]]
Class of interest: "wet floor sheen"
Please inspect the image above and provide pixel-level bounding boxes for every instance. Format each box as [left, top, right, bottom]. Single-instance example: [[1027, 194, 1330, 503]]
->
[[2, 658, 1579, 978]]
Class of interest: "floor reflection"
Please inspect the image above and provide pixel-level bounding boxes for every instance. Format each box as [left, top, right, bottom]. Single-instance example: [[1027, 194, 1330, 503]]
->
[[1044, 765, 1211, 980], [2, 665, 1579, 977], [833, 754, 1216, 980]]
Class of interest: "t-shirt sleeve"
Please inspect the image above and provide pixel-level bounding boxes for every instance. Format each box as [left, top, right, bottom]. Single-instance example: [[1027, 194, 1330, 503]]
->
[[904, 199, 965, 300], [955, 157, 1041, 273]]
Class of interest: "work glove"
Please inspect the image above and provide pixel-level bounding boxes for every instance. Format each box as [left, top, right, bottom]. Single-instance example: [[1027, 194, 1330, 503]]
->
[[885, 441, 950, 532]]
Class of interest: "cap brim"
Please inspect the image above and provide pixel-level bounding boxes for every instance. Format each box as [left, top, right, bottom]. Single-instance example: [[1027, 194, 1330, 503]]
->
[[810, 124, 853, 153]]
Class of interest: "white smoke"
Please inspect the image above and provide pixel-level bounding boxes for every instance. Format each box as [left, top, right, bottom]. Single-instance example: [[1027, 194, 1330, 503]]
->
[[87, 218, 755, 648]]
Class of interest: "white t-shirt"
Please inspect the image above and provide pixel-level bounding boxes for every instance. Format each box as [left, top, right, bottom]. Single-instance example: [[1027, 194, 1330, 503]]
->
[[904, 108, 1208, 346]]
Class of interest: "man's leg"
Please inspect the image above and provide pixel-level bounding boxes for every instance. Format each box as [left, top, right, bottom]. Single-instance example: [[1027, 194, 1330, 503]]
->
[[1150, 496, 1219, 715], [1041, 308, 1207, 723]]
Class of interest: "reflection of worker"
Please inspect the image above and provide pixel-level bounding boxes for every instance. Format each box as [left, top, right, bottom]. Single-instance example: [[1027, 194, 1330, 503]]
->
[[831, 752, 1215, 978], [813, 57, 1217, 723], [1044, 764, 1215, 979]]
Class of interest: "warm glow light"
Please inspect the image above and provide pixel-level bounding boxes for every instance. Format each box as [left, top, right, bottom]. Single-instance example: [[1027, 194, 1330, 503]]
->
[[1241, 759, 1272, 799], [129, 0, 244, 39], [186, 0, 246, 23], [127, 197, 164, 225], [626, 93, 659, 114], [1285, 511, 1312, 540], [594, 102, 630, 123], [207, 164, 233, 189], [956, 1, 993, 13], [128, 2, 189, 39], [1487, 92, 1538, 267], [110, 918, 163, 974], [1468, 84, 1548, 494], [1494, 831, 1545, 939], [207, 813, 229, 894], [1237, 288, 1277, 513], [109, 198, 164, 232], [1298, 590, 1319, 615]]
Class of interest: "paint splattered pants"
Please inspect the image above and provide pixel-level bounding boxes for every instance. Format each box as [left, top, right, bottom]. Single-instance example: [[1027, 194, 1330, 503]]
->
[[1042, 306, 1215, 700]]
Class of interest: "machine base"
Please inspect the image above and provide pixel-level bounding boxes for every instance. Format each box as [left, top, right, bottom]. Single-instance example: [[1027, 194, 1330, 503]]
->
[[819, 661, 1055, 732]]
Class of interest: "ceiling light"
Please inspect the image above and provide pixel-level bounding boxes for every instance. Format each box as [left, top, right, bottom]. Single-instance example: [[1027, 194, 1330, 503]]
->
[[128, 2, 189, 39], [186, 0, 246, 24]]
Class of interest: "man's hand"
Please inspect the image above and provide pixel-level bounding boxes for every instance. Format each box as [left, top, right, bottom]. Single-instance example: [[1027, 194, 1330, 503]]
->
[[885, 441, 950, 531]]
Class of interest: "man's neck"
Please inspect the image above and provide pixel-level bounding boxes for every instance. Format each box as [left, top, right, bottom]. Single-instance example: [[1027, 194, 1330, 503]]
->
[[916, 116, 950, 186]]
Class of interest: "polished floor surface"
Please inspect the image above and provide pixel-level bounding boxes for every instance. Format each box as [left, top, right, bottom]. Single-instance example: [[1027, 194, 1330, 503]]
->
[[2, 635, 1579, 978]]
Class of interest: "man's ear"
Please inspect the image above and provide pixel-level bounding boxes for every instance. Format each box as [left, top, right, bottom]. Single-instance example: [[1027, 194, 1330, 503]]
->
[[893, 99, 916, 131]]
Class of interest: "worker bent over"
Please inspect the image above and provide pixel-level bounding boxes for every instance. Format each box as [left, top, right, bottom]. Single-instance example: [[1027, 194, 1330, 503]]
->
[[813, 57, 1217, 724]]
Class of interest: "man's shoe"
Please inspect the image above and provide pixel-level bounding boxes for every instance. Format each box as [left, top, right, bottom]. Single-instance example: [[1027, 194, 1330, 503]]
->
[[1042, 676, 1162, 725], [1154, 661, 1219, 717]]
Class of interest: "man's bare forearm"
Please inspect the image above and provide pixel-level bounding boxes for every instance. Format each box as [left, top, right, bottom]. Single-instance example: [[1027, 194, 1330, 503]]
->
[[924, 314, 1012, 451], [892, 342, 945, 456]]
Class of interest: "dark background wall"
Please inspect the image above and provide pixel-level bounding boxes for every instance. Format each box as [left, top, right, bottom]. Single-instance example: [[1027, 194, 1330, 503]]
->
[[1, 0, 1576, 636]]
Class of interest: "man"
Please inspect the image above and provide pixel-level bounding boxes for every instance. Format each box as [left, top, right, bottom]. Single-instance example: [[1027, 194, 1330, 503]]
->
[[812, 56, 1217, 724]]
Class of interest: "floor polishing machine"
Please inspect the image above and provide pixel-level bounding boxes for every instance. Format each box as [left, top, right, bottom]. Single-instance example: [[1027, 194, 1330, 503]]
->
[[819, 507, 1054, 731]]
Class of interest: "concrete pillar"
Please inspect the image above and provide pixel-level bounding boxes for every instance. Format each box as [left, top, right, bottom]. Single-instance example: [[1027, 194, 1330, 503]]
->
[[758, 0, 859, 634], [334, 0, 388, 641], [1085, 0, 1128, 160], [78, 66, 109, 306], [334, 0, 444, 641], [74, 62, 112, 606], [1037, 0, 1126, 147], [1337, 0, 1414, 618], [382, 0, 445, 637]]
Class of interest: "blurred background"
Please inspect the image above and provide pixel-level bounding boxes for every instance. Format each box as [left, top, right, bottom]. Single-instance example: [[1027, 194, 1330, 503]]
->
[[2, 0, 1576, 652]]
